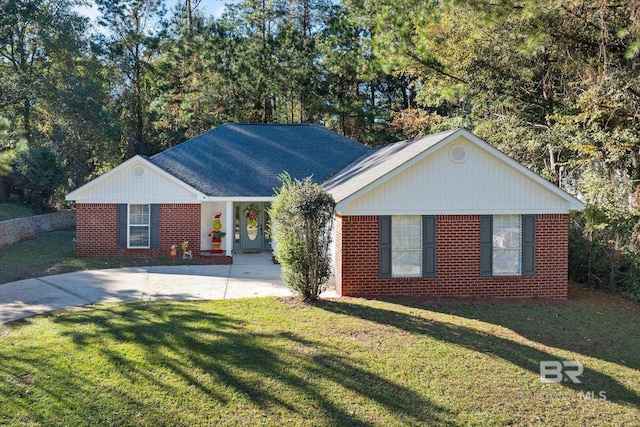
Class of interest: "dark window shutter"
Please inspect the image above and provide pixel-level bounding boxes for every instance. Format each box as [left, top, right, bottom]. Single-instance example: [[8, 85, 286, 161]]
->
[[480, 215, 493, 276], [150, 204, 160, 248], [379, 216, 392, 278], [117, 204, 127, 249], [522, 214, 535, 275], [422, 215, 436, 277]]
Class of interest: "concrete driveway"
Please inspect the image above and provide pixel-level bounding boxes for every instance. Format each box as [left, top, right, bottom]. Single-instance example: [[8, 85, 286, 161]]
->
[[0, 253, 338, 324]]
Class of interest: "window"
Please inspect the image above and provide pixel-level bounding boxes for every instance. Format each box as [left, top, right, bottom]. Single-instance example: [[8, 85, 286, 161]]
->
[[128, 204, 150, 248], [492, 215, 521, 275], [379, 215, 436, 278], [117, 204, 159, 249], [234, 204, 241, 244], [392, 216, 422, 276], [480, 215, 535, 277], [263, 203, 272, 247]]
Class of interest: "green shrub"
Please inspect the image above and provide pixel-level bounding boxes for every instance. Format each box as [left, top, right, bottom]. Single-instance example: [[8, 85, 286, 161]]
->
[[269, 173, 336, 302], [569, 210, 640, 299], [15, 147, 66, 213]]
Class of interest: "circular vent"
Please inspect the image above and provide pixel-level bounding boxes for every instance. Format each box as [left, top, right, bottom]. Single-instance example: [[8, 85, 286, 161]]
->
[[449, 145, 467, 163], [132, 165, 146, 178]]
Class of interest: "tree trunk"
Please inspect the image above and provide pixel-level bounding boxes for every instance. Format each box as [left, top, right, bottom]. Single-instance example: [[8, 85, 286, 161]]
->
[[548, 144, 558, 185], [609, 231, 620, 293], [22, 98, 32, 144], [587, 226, 593, 286], [264, 96, 274, 123], [134, 43, 146, 156]]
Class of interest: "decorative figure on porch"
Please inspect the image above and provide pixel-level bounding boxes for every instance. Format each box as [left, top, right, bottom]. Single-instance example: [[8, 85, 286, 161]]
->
[[181, 241, 193, 260], [208, 213, 226, 254], [243, 203, 260, 241], [169, 244, 177, 259]]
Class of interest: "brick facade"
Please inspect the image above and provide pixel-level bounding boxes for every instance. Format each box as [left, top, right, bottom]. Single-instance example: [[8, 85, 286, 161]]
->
[[76, 203, 201, 258], [335, 214, 568, 298]]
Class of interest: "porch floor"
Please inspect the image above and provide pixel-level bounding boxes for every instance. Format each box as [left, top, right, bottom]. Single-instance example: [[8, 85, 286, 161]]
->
[[232, 251, 274, 265]]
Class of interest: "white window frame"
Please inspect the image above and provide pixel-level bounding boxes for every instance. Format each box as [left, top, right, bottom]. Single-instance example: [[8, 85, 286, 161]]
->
[[492, 214, 521, 276], [391, 215, 422, 277], [128, 204, 150, 249]]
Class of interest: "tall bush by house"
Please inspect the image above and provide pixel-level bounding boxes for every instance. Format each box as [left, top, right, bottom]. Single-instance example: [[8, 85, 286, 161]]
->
[[568, 167, 640, 299], [269, 173, 336, 302]]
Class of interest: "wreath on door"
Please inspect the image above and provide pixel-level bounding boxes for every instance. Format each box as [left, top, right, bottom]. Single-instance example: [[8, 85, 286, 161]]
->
[[243, 203, 260, 241], [243, 203, 260, 220]]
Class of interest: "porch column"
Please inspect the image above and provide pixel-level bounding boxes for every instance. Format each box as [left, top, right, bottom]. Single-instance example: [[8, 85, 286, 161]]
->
[[225, 201, 234, 255]]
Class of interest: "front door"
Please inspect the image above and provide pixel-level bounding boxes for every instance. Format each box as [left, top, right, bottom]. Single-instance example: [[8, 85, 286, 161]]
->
[[240, 202, 264, 251]]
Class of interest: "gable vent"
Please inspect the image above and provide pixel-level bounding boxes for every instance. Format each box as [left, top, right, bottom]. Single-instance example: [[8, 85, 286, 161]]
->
[[449, 145, 467, 163], [132, 165, 146, 178]]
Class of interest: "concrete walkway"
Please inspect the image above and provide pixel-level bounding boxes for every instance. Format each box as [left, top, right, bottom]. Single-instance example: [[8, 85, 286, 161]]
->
[[0, 253, 338, 324]]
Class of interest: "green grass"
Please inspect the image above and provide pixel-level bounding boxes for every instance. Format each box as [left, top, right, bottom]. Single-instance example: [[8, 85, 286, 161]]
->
[[0, 201, 34, 221], [0, 288, 639, 426], [0, 229, 202, 284]]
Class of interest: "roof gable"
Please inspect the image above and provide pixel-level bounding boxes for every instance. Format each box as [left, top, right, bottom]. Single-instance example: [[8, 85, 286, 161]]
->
[[325, 128, 584, 214], [149, 123, 370, 197], [66, 156, 205, 203], [323, 128, 459, 203]]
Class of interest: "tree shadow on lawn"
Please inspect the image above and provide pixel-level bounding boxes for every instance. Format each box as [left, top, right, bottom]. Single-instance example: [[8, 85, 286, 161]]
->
[[317, 299, 640, 409], [381, 283, 640, 372], [41, 302, 452, 426]]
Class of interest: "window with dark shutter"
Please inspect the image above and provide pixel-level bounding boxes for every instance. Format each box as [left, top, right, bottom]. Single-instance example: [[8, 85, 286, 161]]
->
[[379, 215, 438, 278], [422, 216, 436, 277], [120, 204, 158, 249], [480, 214, 536, 277], [480, 215, 493, 276], [117, 204, 127, 249], [522, 215, 535, 275], [379, 216, 392, 278], [150, 204, 160, 248]]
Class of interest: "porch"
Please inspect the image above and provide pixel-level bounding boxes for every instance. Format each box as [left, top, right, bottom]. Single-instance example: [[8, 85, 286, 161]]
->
[[201, 201, 272, 257]]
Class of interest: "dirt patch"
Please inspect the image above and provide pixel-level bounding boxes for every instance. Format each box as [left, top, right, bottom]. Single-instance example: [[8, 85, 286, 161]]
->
[[568, 281, 640, 311]]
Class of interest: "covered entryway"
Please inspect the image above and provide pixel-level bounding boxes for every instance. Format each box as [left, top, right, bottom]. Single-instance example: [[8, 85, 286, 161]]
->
[[234, 202, 272, 253]]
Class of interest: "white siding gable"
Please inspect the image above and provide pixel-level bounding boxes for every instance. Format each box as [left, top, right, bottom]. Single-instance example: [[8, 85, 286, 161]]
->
[[339, 135, 580, 215], [66, 156, 203, 203]]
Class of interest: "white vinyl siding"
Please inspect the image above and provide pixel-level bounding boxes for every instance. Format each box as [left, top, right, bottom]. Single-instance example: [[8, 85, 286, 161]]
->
[[128, 204, 150, 248], [492, 214, 521, 275], [67, 158, 201, 203], [343, 137, 575, 215], [391, 215, 422, 277]]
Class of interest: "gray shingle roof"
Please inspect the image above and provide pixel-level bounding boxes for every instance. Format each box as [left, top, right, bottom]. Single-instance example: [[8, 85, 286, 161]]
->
[[149, 123, 371, 197], [323, 128, 462, 202]]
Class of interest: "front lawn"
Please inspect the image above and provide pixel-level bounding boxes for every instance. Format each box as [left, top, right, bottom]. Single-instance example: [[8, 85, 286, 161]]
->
[[0, 229, 198, 284], [0, 288, 638, 426]]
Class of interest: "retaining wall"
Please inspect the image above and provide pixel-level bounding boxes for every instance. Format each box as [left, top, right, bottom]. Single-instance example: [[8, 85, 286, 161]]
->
[[0, 210, 76, 248]]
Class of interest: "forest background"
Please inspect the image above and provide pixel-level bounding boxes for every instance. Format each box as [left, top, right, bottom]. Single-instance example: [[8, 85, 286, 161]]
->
[[0, 0, 639, 297]]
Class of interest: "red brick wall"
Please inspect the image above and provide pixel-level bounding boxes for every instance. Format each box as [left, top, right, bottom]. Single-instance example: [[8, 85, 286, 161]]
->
[[75, 203, 201, 258], [335, 214, 568, 298]]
